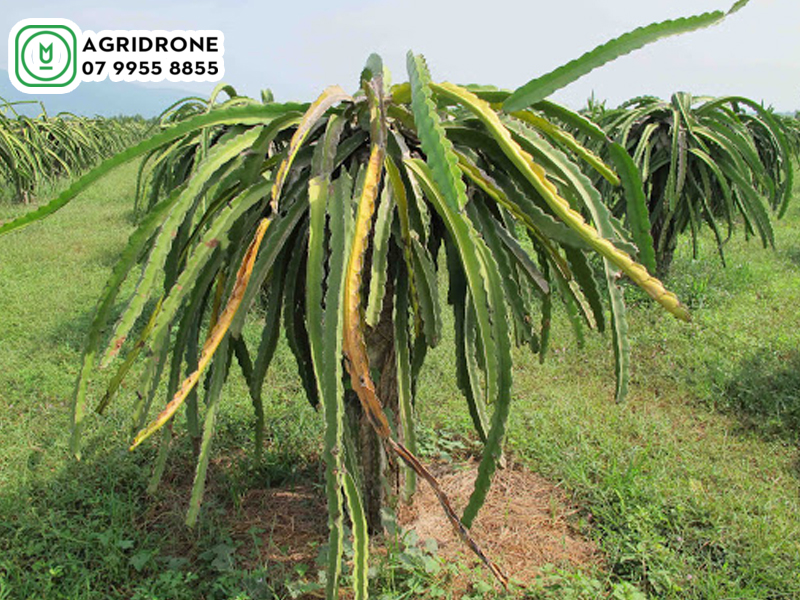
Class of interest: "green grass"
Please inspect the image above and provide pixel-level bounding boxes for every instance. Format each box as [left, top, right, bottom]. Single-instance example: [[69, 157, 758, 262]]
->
[[1, 164, 799, 599]]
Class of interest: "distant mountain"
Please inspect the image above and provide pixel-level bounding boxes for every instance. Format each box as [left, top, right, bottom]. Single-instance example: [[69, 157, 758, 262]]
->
[[0, 70, 202, 118]]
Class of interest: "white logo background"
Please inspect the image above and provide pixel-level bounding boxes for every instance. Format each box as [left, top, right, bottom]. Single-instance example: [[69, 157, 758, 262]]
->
[[8, 18, 225, 95]]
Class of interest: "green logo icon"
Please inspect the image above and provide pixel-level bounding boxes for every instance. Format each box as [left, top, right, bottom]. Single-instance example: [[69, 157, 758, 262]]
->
[[10, 21, 79, 92], [40, 43, 54, 67]]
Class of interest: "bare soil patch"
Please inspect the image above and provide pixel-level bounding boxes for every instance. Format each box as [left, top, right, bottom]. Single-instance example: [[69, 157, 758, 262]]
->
[[231, 484, 329, 567], [219, 458, 600, 589], [147, 453, 600, 594]]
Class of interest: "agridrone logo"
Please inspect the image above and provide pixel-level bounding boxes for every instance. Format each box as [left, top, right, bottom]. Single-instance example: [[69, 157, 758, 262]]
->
[[9, 18, 224, 94], [11, 20, 78, 92]]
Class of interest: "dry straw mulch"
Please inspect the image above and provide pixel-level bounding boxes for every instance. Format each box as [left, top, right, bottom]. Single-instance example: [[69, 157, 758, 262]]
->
[[223, 458, 601, 589], [397, 459, 601, 587]]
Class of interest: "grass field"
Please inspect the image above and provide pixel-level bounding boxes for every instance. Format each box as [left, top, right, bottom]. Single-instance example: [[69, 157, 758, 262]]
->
[[0, 162, 798, 599]]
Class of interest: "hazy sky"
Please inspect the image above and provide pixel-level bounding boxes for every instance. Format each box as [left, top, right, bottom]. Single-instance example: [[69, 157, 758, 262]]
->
[[3, 0, 798, 110]]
